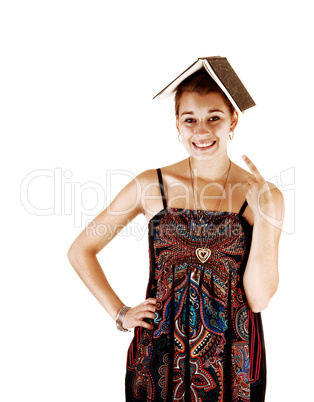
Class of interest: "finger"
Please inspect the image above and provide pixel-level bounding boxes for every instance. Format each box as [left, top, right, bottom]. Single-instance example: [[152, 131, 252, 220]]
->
[[140, 304, 156, 313], [145, 297, 157, 305], [141, 311, 156, 320], [125, 318, 154, 331], [139, 305, 156, 316], [242, 155, 264, 181], [138, 321, 154, 331]]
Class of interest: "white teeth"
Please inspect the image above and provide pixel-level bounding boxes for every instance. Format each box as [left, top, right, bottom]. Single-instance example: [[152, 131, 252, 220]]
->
[[194, 141, 214, 148]]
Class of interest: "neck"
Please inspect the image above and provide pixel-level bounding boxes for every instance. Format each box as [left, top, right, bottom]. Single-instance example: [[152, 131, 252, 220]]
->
[[188, 154, 231, 181]]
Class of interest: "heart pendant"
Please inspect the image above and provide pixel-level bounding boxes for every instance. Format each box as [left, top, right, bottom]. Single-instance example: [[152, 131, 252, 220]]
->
[[195, 248, 211, 263]]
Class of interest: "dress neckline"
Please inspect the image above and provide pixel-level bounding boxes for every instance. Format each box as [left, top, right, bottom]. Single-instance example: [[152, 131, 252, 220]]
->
[[148, 206, 244, 225]]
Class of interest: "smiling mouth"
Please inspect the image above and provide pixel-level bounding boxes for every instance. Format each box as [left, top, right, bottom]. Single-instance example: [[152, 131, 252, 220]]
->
[[192, 141, 216, 150]]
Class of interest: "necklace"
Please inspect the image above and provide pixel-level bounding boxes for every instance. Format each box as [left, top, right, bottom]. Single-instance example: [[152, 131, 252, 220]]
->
[[188, 157, 232, 263]]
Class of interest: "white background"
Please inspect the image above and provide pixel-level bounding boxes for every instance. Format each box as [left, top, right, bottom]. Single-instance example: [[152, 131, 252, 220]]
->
[[1, 1, 313, 401]]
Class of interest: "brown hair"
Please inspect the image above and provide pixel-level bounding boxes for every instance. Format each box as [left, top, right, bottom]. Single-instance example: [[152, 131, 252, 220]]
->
[[174, 68, 235, 116]]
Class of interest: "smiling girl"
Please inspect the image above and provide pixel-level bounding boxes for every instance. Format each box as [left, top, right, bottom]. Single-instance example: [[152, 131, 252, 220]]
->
[[68, 64, 284, 401]]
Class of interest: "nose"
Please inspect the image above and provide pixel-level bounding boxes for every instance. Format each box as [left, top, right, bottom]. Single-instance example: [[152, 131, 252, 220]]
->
[[195, 121, 211, 136]]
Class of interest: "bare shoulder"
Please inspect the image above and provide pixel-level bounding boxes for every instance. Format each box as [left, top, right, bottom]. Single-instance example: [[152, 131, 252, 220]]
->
[[136, 161, 189, 221], [137, 160, 189, 190], [135, 162, 186, 192], [267, 181, 283, 198], [135, 168, 161, 201], [135, 168, 163, 220]]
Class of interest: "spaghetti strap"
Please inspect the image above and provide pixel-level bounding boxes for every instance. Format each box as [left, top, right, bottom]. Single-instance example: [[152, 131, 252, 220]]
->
[[156, 168, 167, 209], [238, 200, 248, 217]]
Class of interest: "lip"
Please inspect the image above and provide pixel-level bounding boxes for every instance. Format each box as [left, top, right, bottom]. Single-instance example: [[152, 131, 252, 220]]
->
[[192, 141, 216, 151]]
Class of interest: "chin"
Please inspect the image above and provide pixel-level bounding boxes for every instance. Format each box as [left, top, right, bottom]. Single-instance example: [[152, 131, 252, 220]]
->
[[189, 149, 218, 161]]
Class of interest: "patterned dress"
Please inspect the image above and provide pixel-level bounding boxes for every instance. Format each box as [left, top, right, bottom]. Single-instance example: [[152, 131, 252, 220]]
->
[[126, 168, 266, 401]]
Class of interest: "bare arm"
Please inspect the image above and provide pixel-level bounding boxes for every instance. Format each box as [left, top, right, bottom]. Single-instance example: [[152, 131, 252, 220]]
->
[[67, 170, 156, 330], [242, 155, 285, 312]]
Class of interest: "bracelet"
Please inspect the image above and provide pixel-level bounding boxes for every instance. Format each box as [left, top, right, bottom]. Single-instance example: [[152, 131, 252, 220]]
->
[[116, 305, 131, 332]]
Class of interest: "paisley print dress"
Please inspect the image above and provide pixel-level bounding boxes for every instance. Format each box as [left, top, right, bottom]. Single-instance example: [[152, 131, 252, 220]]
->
[[126, 168, 266, 401]]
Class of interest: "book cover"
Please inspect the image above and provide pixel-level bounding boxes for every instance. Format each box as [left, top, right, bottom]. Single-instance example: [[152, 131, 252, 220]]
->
[[153, 56, 255, 112]]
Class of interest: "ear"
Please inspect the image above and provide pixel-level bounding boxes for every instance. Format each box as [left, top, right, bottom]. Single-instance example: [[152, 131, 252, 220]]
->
[[176, 116, 180, 132], [230, 110, 239, 131]]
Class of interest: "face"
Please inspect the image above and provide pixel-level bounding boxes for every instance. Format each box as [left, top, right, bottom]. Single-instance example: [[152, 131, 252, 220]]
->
[[176, 91, 238, 160]]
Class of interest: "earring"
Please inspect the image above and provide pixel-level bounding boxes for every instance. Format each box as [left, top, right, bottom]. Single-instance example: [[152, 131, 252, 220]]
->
[[229, 131, 234, 140], [178, 132, 182, 143]]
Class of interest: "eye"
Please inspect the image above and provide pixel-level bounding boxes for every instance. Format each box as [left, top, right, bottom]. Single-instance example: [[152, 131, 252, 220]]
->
[[209, 116, 220, 121], [185, 118, 195, 123]]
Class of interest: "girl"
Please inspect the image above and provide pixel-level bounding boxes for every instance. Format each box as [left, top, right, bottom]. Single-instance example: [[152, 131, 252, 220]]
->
[[68, 62, 284, 401]]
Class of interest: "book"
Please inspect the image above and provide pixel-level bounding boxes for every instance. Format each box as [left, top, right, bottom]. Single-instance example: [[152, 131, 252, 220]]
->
[[153, 56, 255, 112]]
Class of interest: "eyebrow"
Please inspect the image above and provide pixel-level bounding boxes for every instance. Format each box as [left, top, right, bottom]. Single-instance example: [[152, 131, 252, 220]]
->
[[180, 109, 225, 116]]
